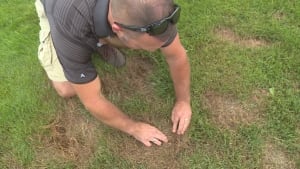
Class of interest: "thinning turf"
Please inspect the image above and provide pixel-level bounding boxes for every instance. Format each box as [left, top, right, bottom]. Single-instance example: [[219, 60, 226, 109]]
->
[[0, 0, 299, 168]]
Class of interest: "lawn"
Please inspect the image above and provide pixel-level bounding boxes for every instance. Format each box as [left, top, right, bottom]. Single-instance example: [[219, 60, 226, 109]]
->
[[0, 0, 299, 168]]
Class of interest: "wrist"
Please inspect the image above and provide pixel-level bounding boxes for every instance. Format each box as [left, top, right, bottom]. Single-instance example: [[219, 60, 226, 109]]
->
[[124, 120, 138, 136], [176, 98, 190, 105]]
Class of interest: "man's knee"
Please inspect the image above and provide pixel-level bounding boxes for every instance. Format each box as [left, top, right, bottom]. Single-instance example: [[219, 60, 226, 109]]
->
[[52, 81, 76, 98]]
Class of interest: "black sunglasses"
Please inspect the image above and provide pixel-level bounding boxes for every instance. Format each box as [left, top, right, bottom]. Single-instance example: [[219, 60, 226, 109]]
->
[[114, 4, 181, 35]]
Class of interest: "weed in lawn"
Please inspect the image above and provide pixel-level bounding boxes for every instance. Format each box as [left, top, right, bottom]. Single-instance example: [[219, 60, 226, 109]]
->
[[214, 27, 269, 48]]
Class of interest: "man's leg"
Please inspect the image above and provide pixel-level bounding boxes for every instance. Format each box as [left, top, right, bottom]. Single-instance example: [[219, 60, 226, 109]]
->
[[52, 81, 76, 98], [35, 0, 75, 98], [96, 37, 129, 67]]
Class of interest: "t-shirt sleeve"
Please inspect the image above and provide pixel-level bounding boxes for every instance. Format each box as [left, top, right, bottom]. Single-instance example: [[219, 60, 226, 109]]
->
[[161, 27, 178, 48]]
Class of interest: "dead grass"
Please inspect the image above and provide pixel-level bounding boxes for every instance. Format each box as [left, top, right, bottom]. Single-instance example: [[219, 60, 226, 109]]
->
[[262, 142, 296, 169], [0, 153, 22, 169], [215, 28, 268, 48], [32, 99, 101, 168], [101, 56, 156, 105], [201, 89, 268, 131], [106, 117, 193, 169], [101, 56, 194, 168], [272, 11, 286, 20]]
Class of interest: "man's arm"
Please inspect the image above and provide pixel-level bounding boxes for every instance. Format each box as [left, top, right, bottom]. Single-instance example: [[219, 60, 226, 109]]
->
[[160, 34, 192, 135], [71, 76, 168, 146]]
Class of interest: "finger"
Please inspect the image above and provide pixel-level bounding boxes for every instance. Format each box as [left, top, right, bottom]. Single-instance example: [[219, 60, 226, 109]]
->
[[181, 119, 190, 134], [154, 130, 168, 143], [178, 118, 190, 134], [150, 138, 162, 146], [143, 140, 152, 147], [177, 118, 186, 135], [172, 117, 179, 133]]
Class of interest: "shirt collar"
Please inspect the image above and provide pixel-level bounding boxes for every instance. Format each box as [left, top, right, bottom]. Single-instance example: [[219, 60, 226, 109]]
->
[[93, 0, 114, 38]]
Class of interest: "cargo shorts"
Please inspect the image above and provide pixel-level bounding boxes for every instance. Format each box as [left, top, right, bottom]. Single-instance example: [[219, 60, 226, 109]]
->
[[35, 0, 67, 82]]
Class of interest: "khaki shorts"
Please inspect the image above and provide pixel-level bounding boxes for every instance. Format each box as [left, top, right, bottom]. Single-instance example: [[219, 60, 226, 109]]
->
[[35, 0, 67, 82]]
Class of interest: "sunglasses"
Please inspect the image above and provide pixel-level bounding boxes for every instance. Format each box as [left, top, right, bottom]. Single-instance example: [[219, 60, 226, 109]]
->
[[114, 4, 181, 35]]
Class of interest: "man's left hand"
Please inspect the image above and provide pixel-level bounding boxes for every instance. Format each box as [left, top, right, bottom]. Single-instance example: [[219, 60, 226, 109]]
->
[[171, 101, 192, 135]]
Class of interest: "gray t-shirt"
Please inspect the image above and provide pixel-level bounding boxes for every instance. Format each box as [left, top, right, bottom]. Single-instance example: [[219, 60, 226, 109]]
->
[[43, 0, 113, 84], [43, 0, 177, 84]]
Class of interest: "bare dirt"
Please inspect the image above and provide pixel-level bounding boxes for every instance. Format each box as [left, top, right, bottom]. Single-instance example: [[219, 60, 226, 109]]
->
[[201, 89, 268, 131], [215, 27, 268, 48]]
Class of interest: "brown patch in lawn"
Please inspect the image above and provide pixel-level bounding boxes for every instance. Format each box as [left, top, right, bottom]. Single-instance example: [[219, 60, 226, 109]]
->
[[101, 56, 155, 100], [263, 142, 296, 169], [215, 28, 268, 48], [273, 11, 286, 20], [101, 56, 194, 168], [107, 118, 194, 169], [251, 89, 269, 106], [202, 90, 267, 130], [33, 99, 100, 168], [293, 82, 300, 92], [0, 153, 22, 169]]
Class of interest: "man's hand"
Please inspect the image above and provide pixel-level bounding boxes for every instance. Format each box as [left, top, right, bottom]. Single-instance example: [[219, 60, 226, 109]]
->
[[161, 34, 192, 135], [171, 101, 192, 135], [130, 122, 168, 147]]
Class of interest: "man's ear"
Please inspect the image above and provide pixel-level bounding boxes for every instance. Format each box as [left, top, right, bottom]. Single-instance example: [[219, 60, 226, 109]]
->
[[111, 23, 122, 33]]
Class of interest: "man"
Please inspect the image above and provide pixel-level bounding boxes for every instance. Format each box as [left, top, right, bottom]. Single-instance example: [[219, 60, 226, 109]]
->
[[35, 0, 191, 147]]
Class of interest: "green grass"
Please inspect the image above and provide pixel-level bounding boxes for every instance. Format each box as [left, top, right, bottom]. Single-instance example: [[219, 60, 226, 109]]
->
[[1, 0, 299, 168]]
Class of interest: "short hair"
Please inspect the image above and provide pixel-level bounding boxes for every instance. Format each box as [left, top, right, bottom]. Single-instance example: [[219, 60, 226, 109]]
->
[[111, 0, 174, 26]]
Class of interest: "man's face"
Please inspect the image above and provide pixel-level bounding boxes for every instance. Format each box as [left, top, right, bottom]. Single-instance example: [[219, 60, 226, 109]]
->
[[116, 32, 166, 52], [108, 1, 170, 51]]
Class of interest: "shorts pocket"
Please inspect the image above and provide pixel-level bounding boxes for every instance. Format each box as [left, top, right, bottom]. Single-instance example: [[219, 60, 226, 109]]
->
[[38, 33, 53, 68]]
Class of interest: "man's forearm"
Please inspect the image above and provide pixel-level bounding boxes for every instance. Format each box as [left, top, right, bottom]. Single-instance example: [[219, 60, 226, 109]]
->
[[85, 95, 136, 135], [167, 54, 191, 103], [72, 77, 136, 135]]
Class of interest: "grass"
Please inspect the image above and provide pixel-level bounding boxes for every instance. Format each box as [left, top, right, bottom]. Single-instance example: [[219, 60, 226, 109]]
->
[[0, 0, 299, 168]]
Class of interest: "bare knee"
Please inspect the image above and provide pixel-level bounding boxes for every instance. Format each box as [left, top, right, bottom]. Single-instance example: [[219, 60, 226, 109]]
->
[[52, 81, 76, 98]]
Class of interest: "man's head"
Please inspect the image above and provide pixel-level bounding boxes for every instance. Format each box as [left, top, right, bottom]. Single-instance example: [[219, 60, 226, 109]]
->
[[108, 0, 179, 51]]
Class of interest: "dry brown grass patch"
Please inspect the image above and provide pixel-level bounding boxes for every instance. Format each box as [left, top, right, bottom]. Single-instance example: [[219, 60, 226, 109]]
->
[[0, 153, 22, 169], [33, 99, 100, 168], [202, 90, 267, 131], [215, 28, 268, 48], [262, 142, 296, 169], [101, 56, 194, 168], [106, 118, 194, 169], [273, 11, 286, 20], [101, 56, 155, 100]]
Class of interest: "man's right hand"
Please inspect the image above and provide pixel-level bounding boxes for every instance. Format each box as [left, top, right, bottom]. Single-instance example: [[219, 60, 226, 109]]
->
[[129, 122, 168, 147], [72, 77, 168, 147]]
